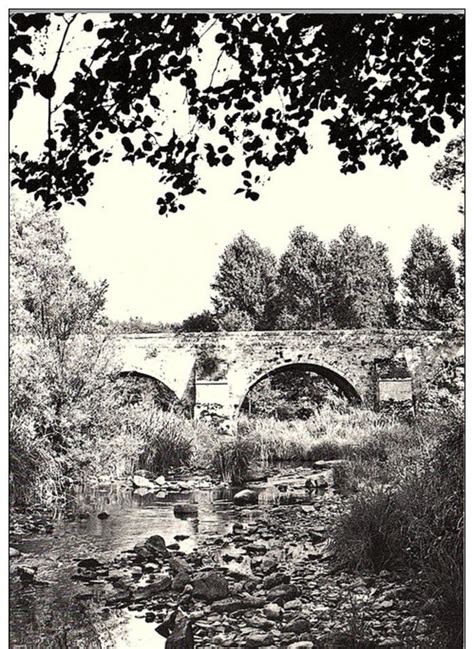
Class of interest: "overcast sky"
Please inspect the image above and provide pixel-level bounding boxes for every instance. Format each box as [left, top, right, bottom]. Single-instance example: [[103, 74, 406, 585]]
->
[[10, 12, 464, 324]]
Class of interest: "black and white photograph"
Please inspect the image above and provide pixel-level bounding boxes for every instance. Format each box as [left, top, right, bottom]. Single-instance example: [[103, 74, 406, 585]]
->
[[8, 7, 465, 648]]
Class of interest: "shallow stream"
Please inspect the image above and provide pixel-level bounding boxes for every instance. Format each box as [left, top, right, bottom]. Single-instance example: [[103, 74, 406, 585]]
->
[[10, 472, 318, 648]]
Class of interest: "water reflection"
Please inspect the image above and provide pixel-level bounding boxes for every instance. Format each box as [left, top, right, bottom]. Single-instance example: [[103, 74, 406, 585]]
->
[[10, 475, 320, 648]]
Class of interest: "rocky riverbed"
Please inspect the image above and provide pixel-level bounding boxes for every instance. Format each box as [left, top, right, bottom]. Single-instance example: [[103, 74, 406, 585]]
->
[[10, 466, 434, 648]]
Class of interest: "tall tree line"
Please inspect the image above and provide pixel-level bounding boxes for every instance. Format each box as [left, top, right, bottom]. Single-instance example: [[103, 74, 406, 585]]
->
[[180, 224, 463, 332]]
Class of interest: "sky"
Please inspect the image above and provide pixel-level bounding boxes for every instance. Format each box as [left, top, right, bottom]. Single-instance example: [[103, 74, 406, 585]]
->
[[9, 11, 465, 324]]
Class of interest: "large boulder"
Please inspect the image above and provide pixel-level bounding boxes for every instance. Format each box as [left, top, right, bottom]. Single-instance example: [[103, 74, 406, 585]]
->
[[233, 489, 258, 505], [144, 534, 169, 558], [192, 571, 229, 602], [165, 619, 194, 649]]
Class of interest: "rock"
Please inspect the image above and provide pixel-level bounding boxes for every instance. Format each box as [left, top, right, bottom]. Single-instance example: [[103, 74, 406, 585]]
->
[[143, 562, 159, 573], [173, 503, 198, 517], [245, 631, 274, 647], [134, 469, 156, 480], [77, 558, 101, 569], [245, 542, 267, 554], [284, 598, 302, 610], [133, 543, 156, 561], [267, 582, 299, 602], [172, 571, 191, 592], [132, 475, 156, 489], [167, 543, 180, 551], [134, 574, 172, 600], [211, 595, 265, 613], [17, 565, 37, 583], [263, 572, 287, 589], [131, 566, 142, 577], [9, 547, 20, 558], [145, 534, 169, 557], [169, 556, 191, 574], [155, 475, 166, 486], [133, 487, 152, 497], [287, 643, 314, 649], [264, 603, 282, 620], [283, 616, 311, 634], [165, 619, 194, 649], [174, 534, 189, 541], [192, 571, 229, 602], [260, 557, 278, 574], [234, 489, 258, 505], [301, 505, 315, 513], [313, 459, 347, 469], [97, 512, 109, 519]]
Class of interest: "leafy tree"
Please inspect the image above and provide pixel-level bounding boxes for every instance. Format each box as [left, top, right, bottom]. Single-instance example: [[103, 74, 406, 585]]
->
[[9, 12, 464, 213], [430, 135, 464, 302], [10, 201, 121, 502], [276, 226, 329, 329], [10, 200, 108, 357], [218, 309, 254, 332], [400, 225, 458, 329], [327, 225, 398, 328], [212, 231, 278, 330], [179, 310, 219, 332], [430, 135, 464, 197]]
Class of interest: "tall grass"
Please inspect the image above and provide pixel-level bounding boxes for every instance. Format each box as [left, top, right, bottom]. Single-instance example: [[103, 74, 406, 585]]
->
[[9, 414, 65, 507], [236, 406, 404, 469], [331, 409, 463, 647]]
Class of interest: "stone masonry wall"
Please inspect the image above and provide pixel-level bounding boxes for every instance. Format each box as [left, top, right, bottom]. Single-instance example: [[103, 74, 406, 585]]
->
[[113, 330, 464, 419]]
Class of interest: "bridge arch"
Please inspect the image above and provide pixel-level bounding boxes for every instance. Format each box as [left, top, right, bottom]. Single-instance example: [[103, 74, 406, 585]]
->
[[235, 361, 362, 417], [114, 369, 181, 411]]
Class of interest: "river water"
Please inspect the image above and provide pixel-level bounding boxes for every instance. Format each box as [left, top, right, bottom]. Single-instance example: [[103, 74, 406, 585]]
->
[[10, 473, 317, 648]]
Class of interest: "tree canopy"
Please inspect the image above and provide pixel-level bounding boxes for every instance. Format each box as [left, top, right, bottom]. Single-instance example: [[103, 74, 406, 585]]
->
[[276, 226, 329, 329], [211, 231, 278, 330], [400, 225, 459, 329], [10, 11, 464, 213], [327, 226, 398, 328]]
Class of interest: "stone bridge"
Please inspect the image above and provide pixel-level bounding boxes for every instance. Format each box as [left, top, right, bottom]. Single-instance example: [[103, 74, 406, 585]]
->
[[113, 329, 463, 420]]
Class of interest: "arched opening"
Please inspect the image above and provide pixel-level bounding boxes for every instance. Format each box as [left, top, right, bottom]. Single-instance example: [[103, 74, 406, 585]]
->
[[239, 362, 361, 420], [114, 371, 189, 416]]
